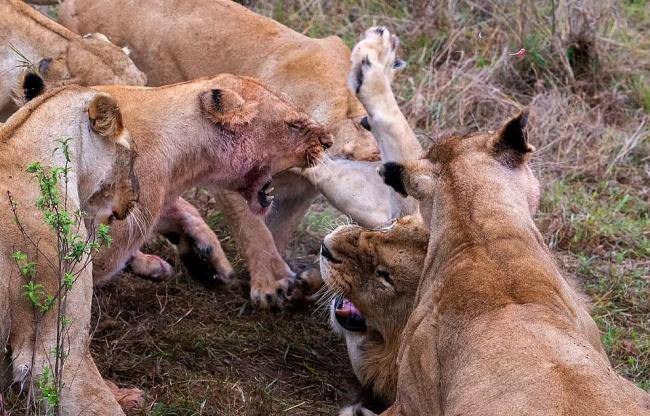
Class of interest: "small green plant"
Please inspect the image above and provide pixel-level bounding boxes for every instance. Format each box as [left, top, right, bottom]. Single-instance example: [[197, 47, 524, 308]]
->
[[6, 138, 112, 416]]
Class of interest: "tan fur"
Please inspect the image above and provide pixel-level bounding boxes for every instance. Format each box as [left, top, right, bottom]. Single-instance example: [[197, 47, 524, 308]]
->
[[323, 216, 427, 410], [0, 85, 139, 415], [0, 0, 146, 118], [378, 119, 650, 415], [84, 75, 332, 284], [58, 0, 375, 160], [57, 0, 394, 306]]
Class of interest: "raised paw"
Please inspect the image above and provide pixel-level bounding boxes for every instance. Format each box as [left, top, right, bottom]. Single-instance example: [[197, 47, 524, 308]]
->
[[348, 26, 406, 102], [104, 380, 144, 413], [128, 251, 174, 282]]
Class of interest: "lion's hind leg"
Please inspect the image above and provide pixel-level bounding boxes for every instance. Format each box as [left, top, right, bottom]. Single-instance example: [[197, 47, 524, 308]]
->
[[157, 197, 235, 287]]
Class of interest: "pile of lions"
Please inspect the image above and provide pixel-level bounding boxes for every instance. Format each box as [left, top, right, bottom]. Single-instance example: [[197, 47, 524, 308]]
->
[[0, 0, 648, 415]]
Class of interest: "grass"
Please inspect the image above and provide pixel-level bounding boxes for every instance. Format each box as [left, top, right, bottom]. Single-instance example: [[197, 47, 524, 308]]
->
[[17, 0, 650, 413], [540, 178, 649, 389]]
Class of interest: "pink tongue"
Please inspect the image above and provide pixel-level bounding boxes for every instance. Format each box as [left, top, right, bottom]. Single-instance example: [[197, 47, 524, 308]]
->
[[335, 298, 361, 318]]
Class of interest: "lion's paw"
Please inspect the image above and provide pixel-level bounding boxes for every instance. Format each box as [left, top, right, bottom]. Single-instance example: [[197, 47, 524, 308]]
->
[[180, 239, 236, 288], [292, 267, 324, 300], [128, 252, 174, 282], [250, 274, 296, 309], [104, 380, 144, 413], [348, 26, 406, 101]]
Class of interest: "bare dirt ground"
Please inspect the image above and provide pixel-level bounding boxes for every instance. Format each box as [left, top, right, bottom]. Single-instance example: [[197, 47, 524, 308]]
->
[[8, 1, 649, 415], [92, 196, 356, 415]]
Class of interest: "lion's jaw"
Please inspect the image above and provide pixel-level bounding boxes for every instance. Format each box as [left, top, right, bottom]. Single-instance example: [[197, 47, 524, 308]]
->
[[321, 216, 428, 404]]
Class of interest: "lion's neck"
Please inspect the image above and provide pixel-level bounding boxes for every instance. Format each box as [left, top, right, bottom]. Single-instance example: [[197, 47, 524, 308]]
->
[[133, 123, 241, 205], [359, 329, 400, 403], [422, 181, 565, 317]]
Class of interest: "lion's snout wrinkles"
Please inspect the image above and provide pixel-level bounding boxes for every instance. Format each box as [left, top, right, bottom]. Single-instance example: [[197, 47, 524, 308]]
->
[[303, 125, 333, 167]]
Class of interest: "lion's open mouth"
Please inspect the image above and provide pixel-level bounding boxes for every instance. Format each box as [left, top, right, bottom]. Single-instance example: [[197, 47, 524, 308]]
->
[[257, 181, 274, 209], [334, 294, 366, 332], [239, 166, 274, 216]]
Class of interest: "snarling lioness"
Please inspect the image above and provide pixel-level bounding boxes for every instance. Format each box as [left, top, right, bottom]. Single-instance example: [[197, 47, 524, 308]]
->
[[0, 83, 139, 415], [78, 75, 330, 286], [55, 1, 421, 307], [0, 0, 146, 119]]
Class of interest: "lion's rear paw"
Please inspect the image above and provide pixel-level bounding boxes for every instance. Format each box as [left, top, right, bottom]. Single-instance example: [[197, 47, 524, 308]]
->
[[104, 380, 144, 413], [128, 252, 174, 282]]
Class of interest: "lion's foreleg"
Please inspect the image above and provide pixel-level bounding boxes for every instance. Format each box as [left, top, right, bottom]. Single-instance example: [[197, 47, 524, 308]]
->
[[213, 190, 298, 309]]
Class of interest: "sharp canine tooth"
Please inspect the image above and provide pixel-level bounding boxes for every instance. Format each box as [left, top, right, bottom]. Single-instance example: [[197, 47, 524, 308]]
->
[[266, 187, 274, 194]]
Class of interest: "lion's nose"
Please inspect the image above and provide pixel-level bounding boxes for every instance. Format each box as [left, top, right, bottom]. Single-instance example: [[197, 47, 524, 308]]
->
[[360, 116, 371, 131]]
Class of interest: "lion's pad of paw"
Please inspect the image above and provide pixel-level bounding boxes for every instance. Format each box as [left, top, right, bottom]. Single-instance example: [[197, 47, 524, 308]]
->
[[250, 274, 298, 309], [128, 253, 175, 282], [105, 380, 144, 413]]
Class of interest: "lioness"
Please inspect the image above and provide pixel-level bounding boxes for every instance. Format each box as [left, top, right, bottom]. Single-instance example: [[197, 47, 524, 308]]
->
[[56, 1, 420, 307], [0, 0, 146, 119], [323, 216, 427, 415], [23, 74, 331, 286], [0, 82, 138, 414], [369, 113, 650, 415]]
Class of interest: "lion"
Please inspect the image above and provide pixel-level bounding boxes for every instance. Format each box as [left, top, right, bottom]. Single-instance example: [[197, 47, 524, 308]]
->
[[0, 81, 139, 414], [0, 0, 146, 120], [370, 112, 650, 415], [55, 1, 421, 307], [19, 73, 332, 287], [322, 216, 427, 416]]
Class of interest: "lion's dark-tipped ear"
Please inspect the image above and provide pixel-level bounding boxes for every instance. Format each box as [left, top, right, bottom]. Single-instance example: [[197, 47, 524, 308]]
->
[[379, 162, 407, 196], [493, 110, 534, 167], [200, 88, 258, 126], [20, 72, 45, 103], [379, 159, 436, 201], [88, 93, 127, 145]]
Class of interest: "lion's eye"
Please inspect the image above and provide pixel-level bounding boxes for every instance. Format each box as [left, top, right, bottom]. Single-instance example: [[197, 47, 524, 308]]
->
[[375, 267, 394, 288], [287, 122, 301, 132]]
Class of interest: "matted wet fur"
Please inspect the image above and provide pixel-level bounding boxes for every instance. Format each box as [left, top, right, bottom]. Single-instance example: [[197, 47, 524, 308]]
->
[[0, 84, 139, 415], [0, 0, 145, 119]]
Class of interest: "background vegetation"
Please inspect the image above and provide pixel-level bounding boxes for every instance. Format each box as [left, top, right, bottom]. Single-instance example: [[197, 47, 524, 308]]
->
[[25, 0, 650, 414]]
